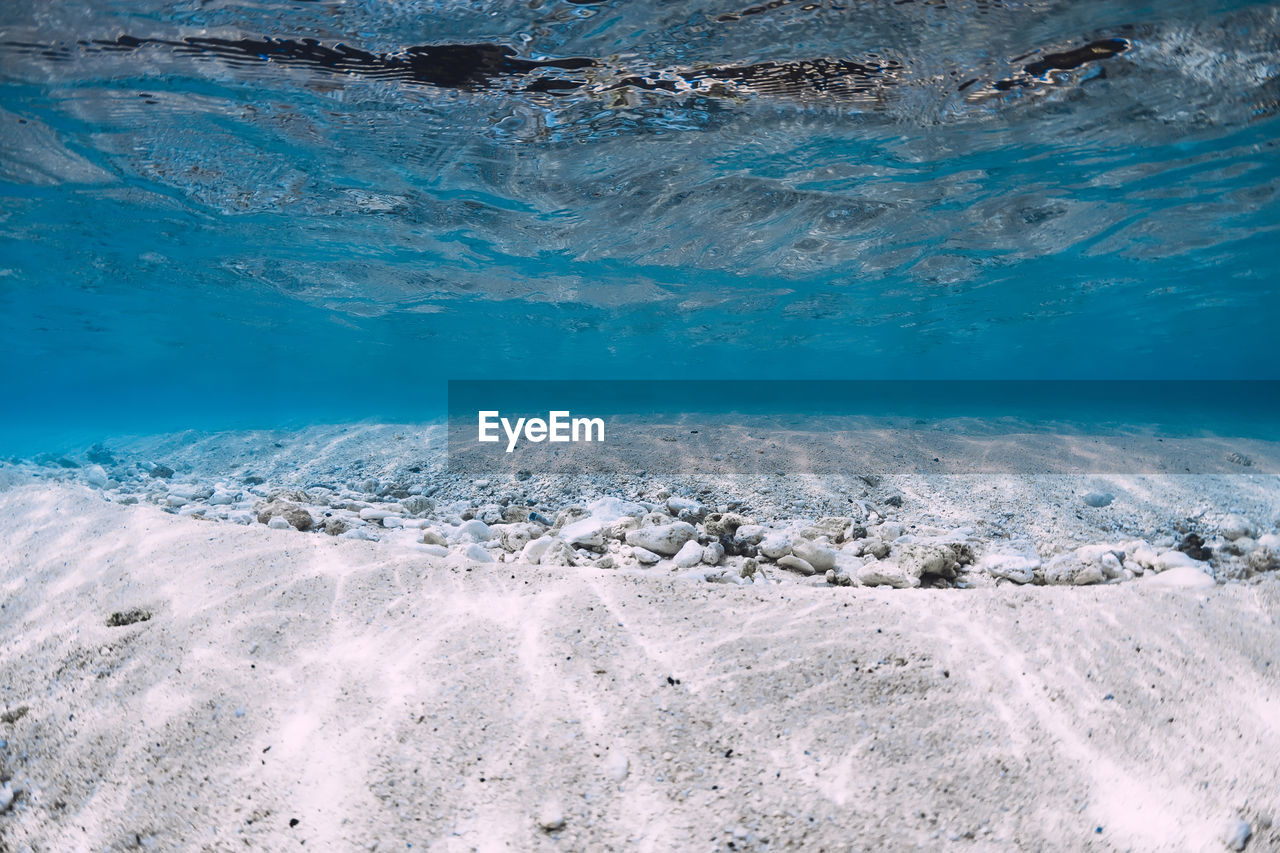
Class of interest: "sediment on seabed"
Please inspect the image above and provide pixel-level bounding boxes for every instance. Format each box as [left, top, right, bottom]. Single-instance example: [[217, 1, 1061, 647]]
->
[[5, 423, 1278, 590]]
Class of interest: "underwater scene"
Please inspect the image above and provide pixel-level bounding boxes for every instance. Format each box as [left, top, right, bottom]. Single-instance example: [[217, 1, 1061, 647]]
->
[[2, 1, 1280, 850], [2, 0, 1278, 442]]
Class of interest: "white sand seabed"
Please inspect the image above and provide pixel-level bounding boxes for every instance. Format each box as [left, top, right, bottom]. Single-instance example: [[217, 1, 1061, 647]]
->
[[1, 483, 1278, 851]]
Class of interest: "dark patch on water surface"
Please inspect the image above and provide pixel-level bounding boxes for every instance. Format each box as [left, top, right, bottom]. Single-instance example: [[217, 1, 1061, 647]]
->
[[993, 38, 1129, 91], [1, 30, 1127, 105]]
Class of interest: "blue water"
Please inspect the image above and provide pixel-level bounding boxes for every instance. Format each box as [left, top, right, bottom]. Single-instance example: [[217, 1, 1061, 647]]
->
[[1, 0, 1278, 450]]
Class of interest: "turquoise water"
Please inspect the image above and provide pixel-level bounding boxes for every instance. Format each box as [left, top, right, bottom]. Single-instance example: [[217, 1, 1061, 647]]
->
[[1, 0, 1278, 450]]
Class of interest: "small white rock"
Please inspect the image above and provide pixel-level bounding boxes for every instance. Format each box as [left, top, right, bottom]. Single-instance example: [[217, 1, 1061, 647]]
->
[[452, 519, 493, 543], [520, 535, 554, 565], [267, 516, 291, 530], [857, 560, 916, 588], [360, 505, 403, 522], [673, 539, 705, 568], [1144, 565, 1214, 588], [560, 517, 606, 549], [586, 496, 646, 521], [791, 539, 836, 572], [625, 521, 697, 556], [604, 751, 630, 782], [1220, 515, 1255, 542], [631, 546, 661, 565], [1154, 550, 1201, 572], [758, 531, 794, 560], [536, 801, 565, 832], [458, 542, 494, 563], [1222, 817, 1251, 851], [979, 551, 1040, 584], [666, 496, 703, 516]]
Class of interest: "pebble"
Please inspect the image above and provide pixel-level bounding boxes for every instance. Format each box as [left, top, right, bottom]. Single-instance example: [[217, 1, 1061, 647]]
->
[[359, 506, 403, 522], [1043, 545, 1127, 585], [560, 517, 607, 550], [85, 464, 109, 488], [702, 541, 726, 565], [267, 516, 291, 530], [625, 521, 697, 556], [401, 495, 434, 515], [1143, 565, 1214, 588], [452, 519, 493, 543], [877, 522, 905, 540], [859, 539, 891, 560], [802, 516, 857, 542], [341, 528, 378, 541], [758, 531, 793, 560], [1247, 548, 1279, 573], [604, 752, 630, 782], [824, 569, 854, 586], [777, 554, 816, 576], [896, 543, 963, 581], [167, 483, 205, 500], [458, 542, 494, 563], [536, 801, 566, 832], [548, 539, 583, 566], [631, 546, 661, 565], [1155, 550, 1202, 572], [257, 501, 314, 531], [791, 539, 836, 572], [1083, 491, 1114, 508], [587, 496, 646, 521], [1220, 515, 1255, 542], [857, 560, 915, 588], [673, 540, 705, 568], [979, 550, 1040, 584], [704, 512, 753, 537], [667, 496, 705, 518], [520, 536, 555, 564], [421, 544, 449, 557], [1222, 817, 1251, 851]]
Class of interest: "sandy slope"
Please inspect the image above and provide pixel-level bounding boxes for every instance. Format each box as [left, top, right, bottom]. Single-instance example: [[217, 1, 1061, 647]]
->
[[0, 484, 1277, 852]]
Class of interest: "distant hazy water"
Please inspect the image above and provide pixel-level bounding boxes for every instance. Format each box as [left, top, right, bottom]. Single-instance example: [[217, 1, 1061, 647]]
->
[[1, 0, 1278, 449]]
